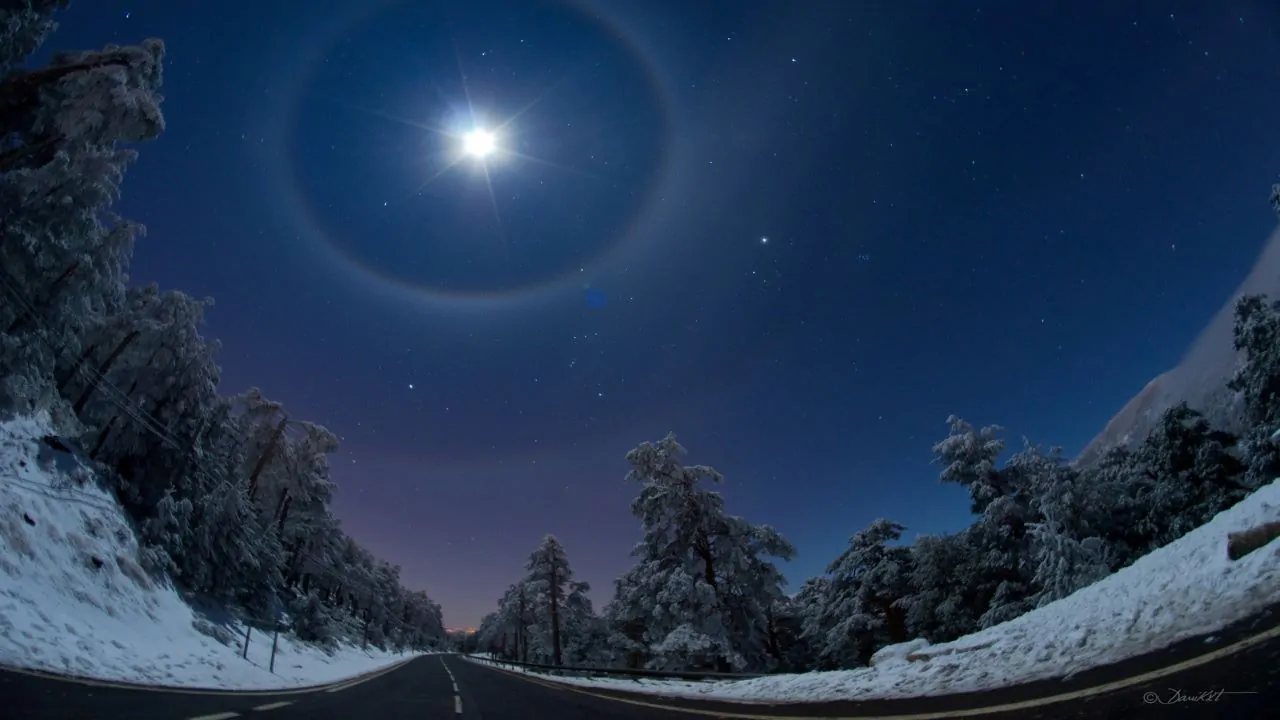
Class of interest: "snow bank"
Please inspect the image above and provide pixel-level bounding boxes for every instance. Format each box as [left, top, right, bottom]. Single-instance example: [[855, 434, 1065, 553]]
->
[[472, 479, 1280, 702], [0, 413, 417, 690]]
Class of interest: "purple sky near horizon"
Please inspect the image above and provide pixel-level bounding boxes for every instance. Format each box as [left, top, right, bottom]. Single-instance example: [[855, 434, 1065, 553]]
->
[[50, 0, 1280, 627]]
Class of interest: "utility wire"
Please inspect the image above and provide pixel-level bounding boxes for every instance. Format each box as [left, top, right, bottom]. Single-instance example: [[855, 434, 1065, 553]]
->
[[0, 265, 443, 644]]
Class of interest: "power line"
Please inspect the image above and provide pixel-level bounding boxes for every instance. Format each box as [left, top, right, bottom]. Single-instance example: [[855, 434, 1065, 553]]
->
[[0, 267, 188, 450], [0, 264, 443, 644]]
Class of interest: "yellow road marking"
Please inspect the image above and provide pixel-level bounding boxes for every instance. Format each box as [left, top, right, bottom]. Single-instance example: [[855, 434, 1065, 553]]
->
[[464, 623, 1280, 719], [321, 655, 421, 693]]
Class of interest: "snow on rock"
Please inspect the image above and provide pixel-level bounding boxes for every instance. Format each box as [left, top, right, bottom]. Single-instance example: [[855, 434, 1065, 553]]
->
[[0, 412, 418, 689], [472, 479, 1280, 703], [869, 638, 930, 667]]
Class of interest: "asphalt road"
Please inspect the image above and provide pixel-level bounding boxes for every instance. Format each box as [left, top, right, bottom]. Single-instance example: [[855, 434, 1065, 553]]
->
[[3, 603, 1279, 720], [0, 654, 709, 720]]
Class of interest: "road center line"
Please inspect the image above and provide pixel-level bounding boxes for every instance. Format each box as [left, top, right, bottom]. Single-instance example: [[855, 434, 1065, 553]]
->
[[187, 713, 240, 720], [441, 656, 463, 714], [252, 701, 294, 711]]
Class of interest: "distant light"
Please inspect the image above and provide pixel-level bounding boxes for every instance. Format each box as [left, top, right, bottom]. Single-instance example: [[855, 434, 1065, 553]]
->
[[760, 236, 769, 244], [462, 129, 496, 158]]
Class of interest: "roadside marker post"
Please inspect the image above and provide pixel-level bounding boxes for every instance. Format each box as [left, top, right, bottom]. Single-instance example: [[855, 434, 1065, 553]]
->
[[270, 622, 282, 674]]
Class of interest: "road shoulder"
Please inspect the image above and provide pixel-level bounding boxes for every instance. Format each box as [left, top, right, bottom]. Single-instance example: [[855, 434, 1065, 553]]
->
[[0, 652, 422, 696], [462, 602, 1280, 718]]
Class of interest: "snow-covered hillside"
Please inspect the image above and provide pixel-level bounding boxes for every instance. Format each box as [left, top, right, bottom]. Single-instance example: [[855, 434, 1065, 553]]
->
[[1077, 223, 1280, 466], [0, 413, 417, 690], [469, 478, 1280, 702]]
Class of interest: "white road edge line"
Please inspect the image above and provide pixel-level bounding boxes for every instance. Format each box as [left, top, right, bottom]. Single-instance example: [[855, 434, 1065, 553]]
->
[[252, 701, 294, 711], [187, 713, 241, 720], [455, 694, 463, 714]]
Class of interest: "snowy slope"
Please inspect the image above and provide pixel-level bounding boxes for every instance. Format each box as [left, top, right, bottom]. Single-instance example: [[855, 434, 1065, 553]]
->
[[469, 479, 1280, 702], [1077, 223, 1280, 466], [0, 412, 418, 690]]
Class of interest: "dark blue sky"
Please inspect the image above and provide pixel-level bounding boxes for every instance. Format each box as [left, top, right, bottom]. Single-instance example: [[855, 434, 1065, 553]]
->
[[57, 0, 1280, 627]]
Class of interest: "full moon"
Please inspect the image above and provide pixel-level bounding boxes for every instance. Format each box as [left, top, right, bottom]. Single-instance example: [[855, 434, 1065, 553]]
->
[[462, 129, 496, 158]]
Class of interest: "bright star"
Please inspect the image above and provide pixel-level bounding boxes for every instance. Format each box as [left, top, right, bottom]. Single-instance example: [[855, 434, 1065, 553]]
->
[[462, 128, 496, 158]]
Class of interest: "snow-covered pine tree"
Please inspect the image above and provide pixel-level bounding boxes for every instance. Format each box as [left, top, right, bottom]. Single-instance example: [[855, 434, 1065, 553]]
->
[[476, 611, 503, 655], [805, 519, 912, 668], [611, 433, 794, 672], [329, 537, 381, 624], [253, 418, 339, 588], [931, 416, 1037, 628], [560, 580, 608, 665], [524, 534, 573, 665], [60, 286, 221, 518], [1230, 293, 1280, 487], [0, 32, 165, 419], [0, 1, 69, 74], [1127, 402, 1247, 547], [359, 560, 407, 649], [401, 591, 445, 650], [1007, 440, 1112, 605], [715, 517, 795, 670], [1074, 445, 1150, 569], [963, 501, 1037, 628], [776, 577, 826, 671], [896, 532, 979, 642], [485, 581, 539, 662], [77, 287, 220, 472], [932, 415, 1007, 514], [1026, 518, 1109, 607], [611, 435, 736, 671], [601, 563, 655, 668]]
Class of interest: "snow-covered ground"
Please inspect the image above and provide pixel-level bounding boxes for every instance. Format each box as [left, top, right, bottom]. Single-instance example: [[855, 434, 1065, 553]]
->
[[467, 479, 1280, 703], [0, 412, 419, 690]]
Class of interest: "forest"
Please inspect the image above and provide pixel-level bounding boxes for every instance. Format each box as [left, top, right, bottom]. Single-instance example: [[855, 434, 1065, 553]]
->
[[0, 3, 445, 651]]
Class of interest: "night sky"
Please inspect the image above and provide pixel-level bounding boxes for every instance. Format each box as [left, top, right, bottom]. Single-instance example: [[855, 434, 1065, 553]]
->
[[50, 1, 1280, 628]]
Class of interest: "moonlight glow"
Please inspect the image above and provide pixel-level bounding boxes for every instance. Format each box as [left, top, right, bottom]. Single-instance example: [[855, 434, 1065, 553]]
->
[[462, 128, 497, 158]]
